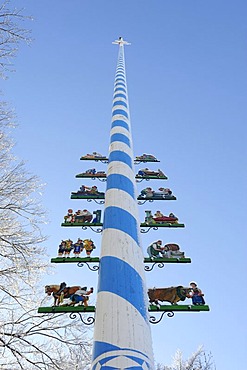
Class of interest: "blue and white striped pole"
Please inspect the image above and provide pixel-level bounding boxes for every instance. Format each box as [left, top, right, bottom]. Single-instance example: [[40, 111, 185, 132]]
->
[[91, 37, 155, 370]]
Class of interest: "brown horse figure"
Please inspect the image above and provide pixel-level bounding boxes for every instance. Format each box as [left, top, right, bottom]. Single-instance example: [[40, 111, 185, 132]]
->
[[45, 283, 82, 306]]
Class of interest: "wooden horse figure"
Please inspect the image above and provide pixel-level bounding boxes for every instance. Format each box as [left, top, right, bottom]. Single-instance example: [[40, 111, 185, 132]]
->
[[45, 283, 82, 306]]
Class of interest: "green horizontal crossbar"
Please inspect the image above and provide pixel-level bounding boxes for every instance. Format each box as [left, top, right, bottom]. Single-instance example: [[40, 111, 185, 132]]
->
[[70, 194, 176, 201], [79, 157, 160, 163], [38, 304, 209, 314], [38, 306, 96, 314], [137, 196, 176, 201], [70, 194, 105, 199], [80, 157, 108, 161], [144, 257, 191, 263], [61, 222, 184, 228], [50, 257, 191, 264], [51, 257, 100, 263], [149, 304, 210, 312], [61, 222, 103, 227], [140, 223, 185, 228], [76, 174, 106, 178], [136, 175, 168, 180]]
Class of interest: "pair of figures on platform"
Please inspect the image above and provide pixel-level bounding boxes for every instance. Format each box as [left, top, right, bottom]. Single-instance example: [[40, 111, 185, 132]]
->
[[56, 283, 94, 307], [148, 282, 205, 306], [147, 240, 184, 259]]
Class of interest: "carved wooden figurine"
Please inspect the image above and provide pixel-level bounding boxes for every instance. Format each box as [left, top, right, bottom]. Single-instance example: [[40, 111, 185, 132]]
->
[[187, 282, 205, 305]]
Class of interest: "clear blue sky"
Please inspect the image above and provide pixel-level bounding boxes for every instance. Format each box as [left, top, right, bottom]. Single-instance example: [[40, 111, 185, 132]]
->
[[3, 1, 247, 368]]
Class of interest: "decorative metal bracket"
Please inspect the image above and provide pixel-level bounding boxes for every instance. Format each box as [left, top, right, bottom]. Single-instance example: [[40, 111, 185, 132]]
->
[[81, 226, 103, 233], [69, 312, 95, 325], [137, 199, 154, 205], [77, 261, 99, 271], [149, 310, 175, 324], [86, 199, 105, 205], [144, 262, 165, 272], [140, 226, 158, 234], [136, 177, 150, 183]]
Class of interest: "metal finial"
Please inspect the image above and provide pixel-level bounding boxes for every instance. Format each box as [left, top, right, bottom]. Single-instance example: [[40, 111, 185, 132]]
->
[[112, 36, 131, 46]]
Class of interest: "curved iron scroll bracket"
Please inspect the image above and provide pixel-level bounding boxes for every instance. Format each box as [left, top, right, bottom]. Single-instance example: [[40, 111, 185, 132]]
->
[[81, 226, 103, 233], [136, 178, 151, 183], [96, 159, 108, 164], [97, 178, 107, 182], [149, 310, 175, 324], [138, 199, 154, 205], [144, 262, 165, 272], [140, 226, 158, 234], [87, 199, 105, 205], [77, 261, 99, 271], [69, 312, 95, 325]]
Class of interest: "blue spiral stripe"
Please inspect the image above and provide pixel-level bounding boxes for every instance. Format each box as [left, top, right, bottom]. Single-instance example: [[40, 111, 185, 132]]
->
[[115, 81, 125, 87], [111, 119, 129, 131], [103, 206, 139, 245], [108, 150, 132, 169], [98, 256, 148, 320], [113, 93, 127, 99], [114, 87, 126, 93], [113, 100, 128, 108], [110, 133, 131, 147], [106, 173, 135, 199], [112, 109, 128, 118]]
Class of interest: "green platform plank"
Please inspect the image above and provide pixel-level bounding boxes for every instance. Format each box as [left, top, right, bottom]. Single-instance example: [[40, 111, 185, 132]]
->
[[51, 257, 100, 263], [149, 304, 210, 312], [136, 175, 168, 180], [70, 194, 176, 201], [144, 257, 191, 263], [79, 157, 160, 163], [140, 223, 185, 228], [38, 305, 209, 314], [80, 157, 108, 161], [38, 306, 95, 314], [50, 257, 191, 264], [70, 194, 105, 199], [61, 222, 103, 227], [61, 222, 185, 228], [137, 196, 176, 201], [75, 174, 106, 178]]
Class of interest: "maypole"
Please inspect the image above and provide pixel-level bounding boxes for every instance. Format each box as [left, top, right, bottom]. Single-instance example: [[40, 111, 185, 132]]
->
[[91, 37, 155, 370], [38, 35, 210, 370]]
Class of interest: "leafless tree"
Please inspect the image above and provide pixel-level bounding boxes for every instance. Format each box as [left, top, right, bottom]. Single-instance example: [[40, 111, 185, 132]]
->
[[0, 3, 93, 368], [0, 0, 31, 78], [156, 346, 216, 370]]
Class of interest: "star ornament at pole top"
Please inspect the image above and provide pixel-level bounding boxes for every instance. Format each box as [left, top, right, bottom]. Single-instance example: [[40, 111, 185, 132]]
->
[[112, 36, 131, 46]]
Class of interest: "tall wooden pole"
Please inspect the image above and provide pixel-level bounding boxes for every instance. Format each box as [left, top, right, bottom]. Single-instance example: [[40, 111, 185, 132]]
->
[[91, 37, 155, 370]]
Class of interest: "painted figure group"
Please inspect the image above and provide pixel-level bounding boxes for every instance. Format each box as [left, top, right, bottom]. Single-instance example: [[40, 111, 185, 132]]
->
[[71, 185, 104, 196], [135, 154, 158, 161], [58, 238, 96, 257], [56, 150, 207, 312], [144, 210, 179, 224], [147, 240, 185, 259], [148, 282, 205, 306], [139, 187, 174, 199], [45, 281, 205, 308], [64, 209, 102, 224], [45, 282, 94, 307], [137, 168, 166, 177]]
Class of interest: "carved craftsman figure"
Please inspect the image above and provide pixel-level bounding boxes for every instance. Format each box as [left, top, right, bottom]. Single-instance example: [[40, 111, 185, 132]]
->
[[187, 282, 205, 305]]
